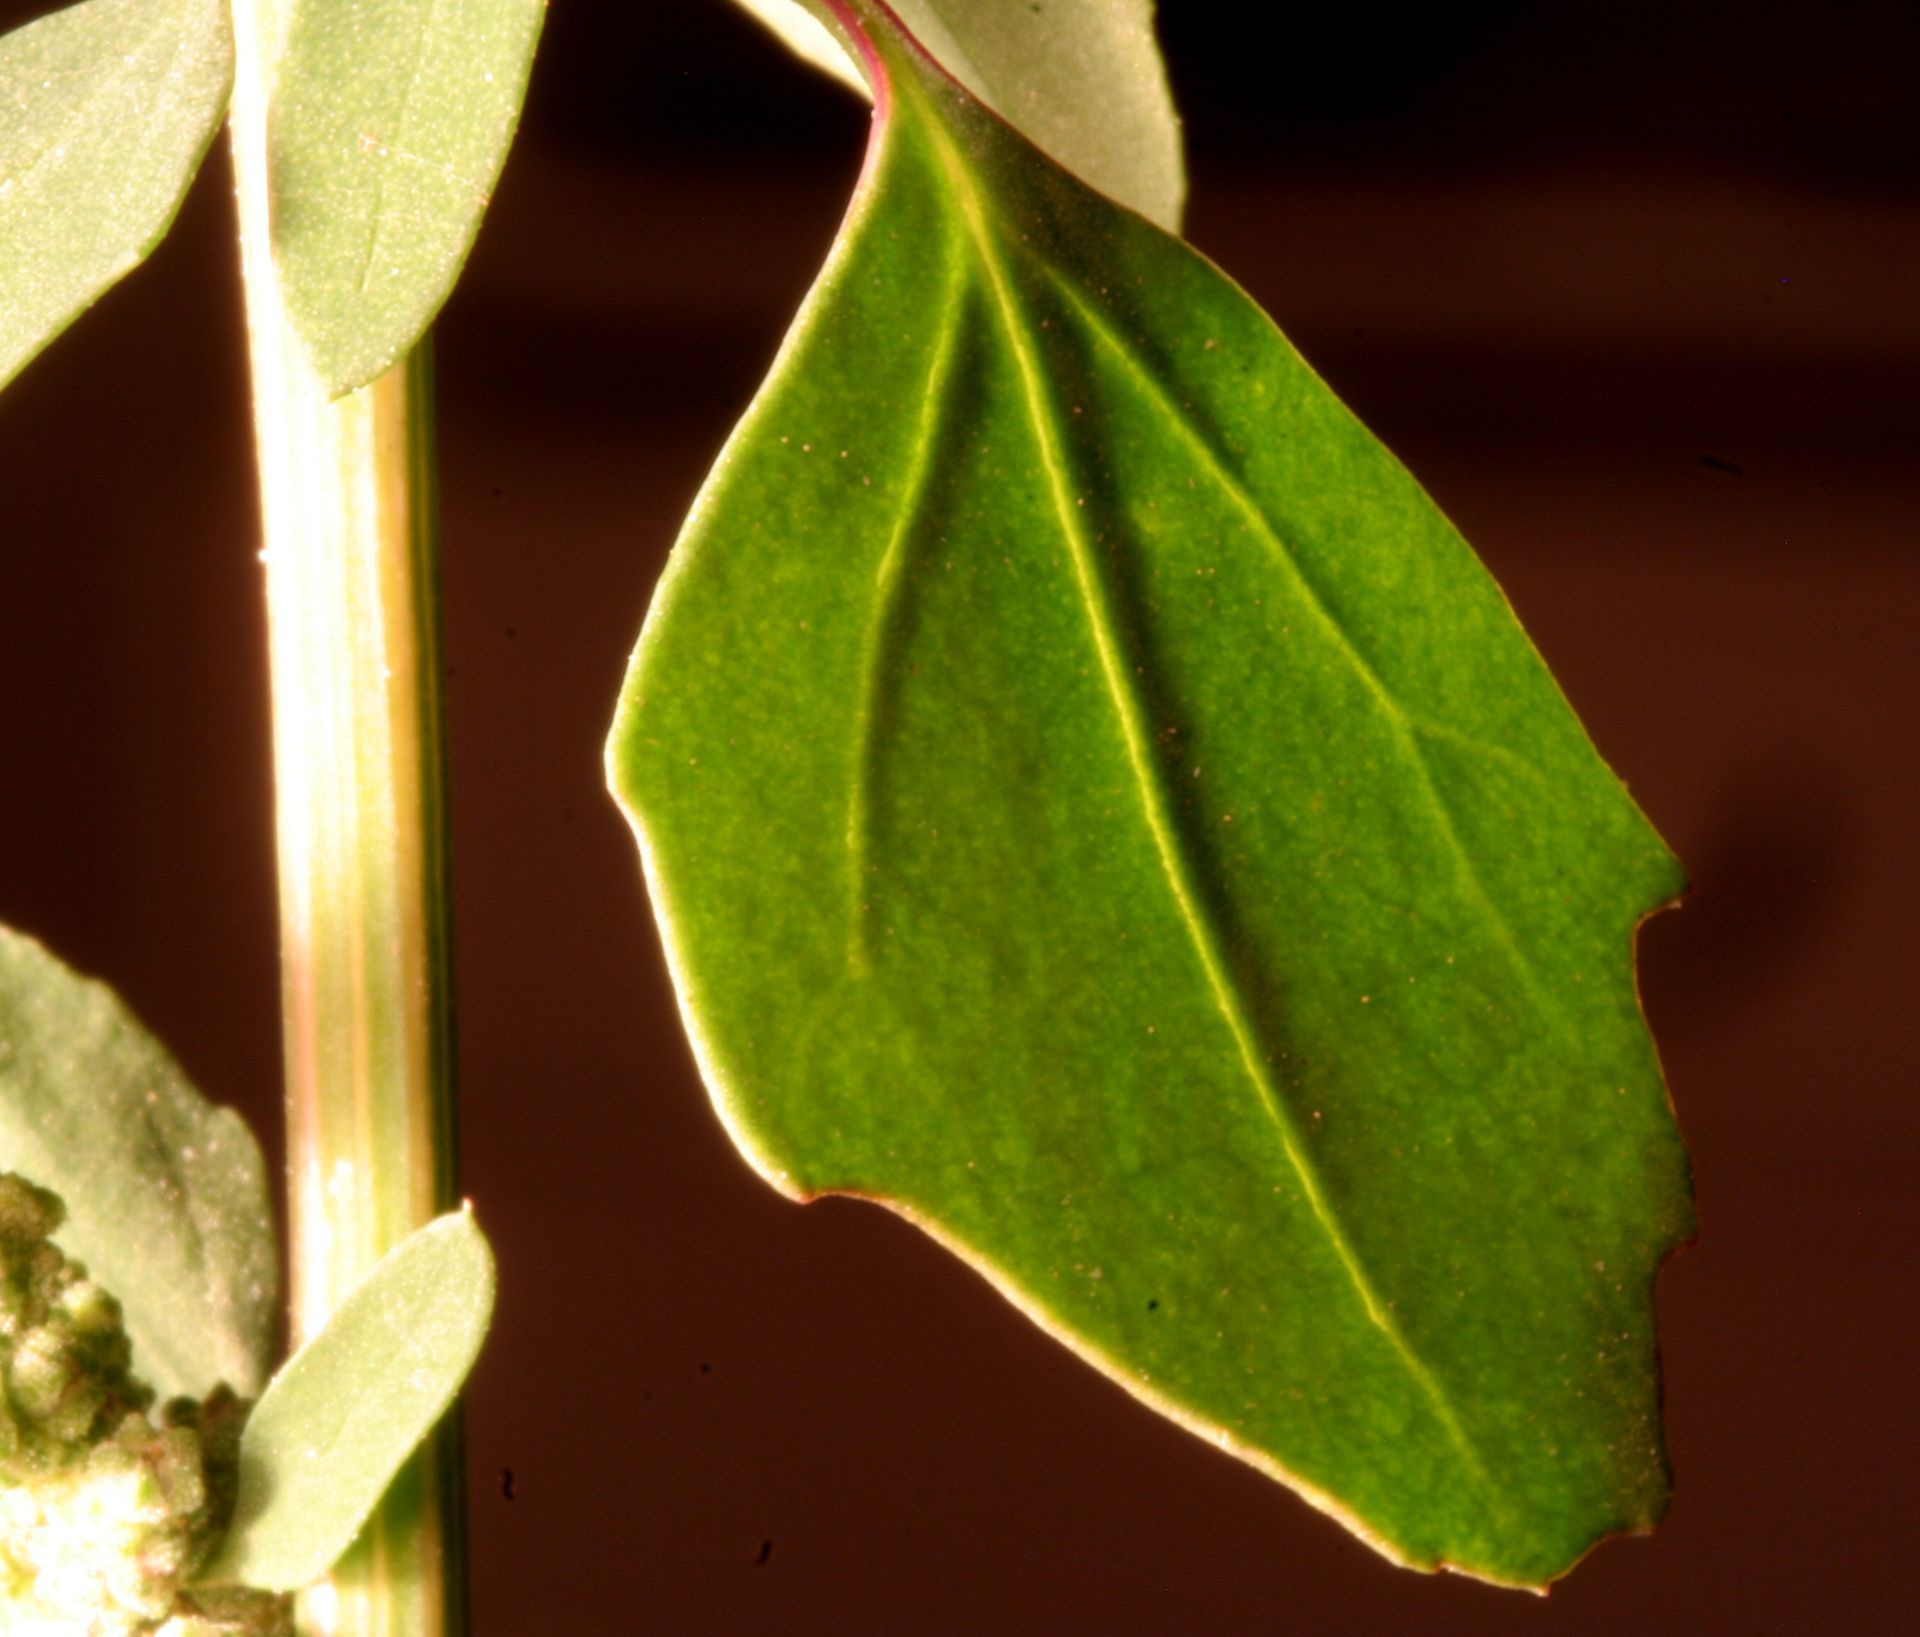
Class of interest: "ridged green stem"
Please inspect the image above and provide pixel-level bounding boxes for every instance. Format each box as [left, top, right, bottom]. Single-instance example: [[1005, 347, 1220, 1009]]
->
[[228, 4, 464, 1634]]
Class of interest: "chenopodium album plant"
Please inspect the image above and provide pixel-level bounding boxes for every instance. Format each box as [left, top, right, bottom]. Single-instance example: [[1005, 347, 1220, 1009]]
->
[[0, 0, 1692, 1619], [0, 929, 491, 1632]]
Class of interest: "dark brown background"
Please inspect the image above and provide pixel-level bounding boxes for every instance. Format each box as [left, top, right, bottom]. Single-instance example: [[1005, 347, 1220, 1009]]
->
[[1, 1, 1914, 1630]]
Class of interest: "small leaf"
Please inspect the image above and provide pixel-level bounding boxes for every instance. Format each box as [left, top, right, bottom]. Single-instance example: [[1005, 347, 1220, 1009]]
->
[[0, 925, 275, 1399], [730, 0, 1184, 230], [611, 0, 1691, 1588], [269, 0, 546, 394], [0, 0, 232, 390], [210, 1208, 495, 1592]]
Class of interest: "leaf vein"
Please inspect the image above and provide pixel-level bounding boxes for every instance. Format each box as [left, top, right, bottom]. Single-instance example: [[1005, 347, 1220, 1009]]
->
[[1039, 269, 1550, 1007], [924, 109, 1486, 1480], [845, 240, 968, 965]]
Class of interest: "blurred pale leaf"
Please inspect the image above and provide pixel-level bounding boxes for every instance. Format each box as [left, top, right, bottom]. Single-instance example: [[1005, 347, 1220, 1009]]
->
[[268, 0, 545, 393], [0, 0, 231, 390], [0, 925, 275, 1399], [729, 0, 1184, 229], [210, 1208, 494, 1591]]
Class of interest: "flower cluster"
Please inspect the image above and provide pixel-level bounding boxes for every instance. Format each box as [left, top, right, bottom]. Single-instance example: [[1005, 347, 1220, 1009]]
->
[[0, 1173, 287, 1636]]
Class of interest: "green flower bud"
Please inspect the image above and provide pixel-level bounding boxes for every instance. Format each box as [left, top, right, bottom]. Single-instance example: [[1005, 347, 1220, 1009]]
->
[[156, 1585, 294, 1637], [0, 1175, 62, 1250]]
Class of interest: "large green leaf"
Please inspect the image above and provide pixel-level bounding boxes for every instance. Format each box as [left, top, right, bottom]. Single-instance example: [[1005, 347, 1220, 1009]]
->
[[729, 0, 1184, 230], [267, 0, 546, 394], [0, 926, 276, 1399], [0, 0, 231, 391], [208, 1208, 494, 1592], [610, 0, 1690, 1589]]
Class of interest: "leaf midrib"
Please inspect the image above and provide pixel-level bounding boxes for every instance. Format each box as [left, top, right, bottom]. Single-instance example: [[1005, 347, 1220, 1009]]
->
[[896, 85, 1488, 1481], [1034, 268, 1553, 1013], [846, 236, 967, 967], [344, 0, 450, 301]]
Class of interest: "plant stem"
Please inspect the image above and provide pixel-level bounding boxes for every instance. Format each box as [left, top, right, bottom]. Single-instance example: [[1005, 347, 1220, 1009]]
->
[[229, 6, 463, 1635]]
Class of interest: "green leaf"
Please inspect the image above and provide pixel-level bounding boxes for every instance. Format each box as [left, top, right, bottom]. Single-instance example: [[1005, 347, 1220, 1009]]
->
[[610, 0, 1691, 1588], [267, 0, 545, 394], [0, 925, 275, 1400], [209, 1208, 494, 1592], [0, 0, 232, 391], [729, 0, 1184, 230]]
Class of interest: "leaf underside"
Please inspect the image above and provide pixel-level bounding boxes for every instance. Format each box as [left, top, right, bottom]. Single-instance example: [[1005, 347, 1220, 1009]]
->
[[269, 0, 546, 394], [210, 1209, 495, 1593], [0, 0, 232, 391], [727, 0, 1185, 231], [611, 0, 1691, 1587], [0, 926, 276, 1400]]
